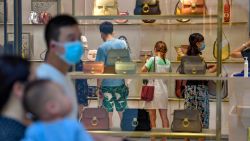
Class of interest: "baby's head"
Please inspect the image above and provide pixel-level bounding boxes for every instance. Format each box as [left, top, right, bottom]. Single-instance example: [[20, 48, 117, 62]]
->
[[23, 79, 72, 121]]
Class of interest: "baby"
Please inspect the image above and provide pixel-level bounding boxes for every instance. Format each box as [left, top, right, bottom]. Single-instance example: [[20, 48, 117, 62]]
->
[[22, 79, 93, 141]]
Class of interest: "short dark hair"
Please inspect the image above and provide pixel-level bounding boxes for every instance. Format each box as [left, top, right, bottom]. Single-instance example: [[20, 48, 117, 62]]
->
[[0, 55, 30, 112], [99, 21, 113, 35], [45, 15, 78, 48], [23, 79, 51, 118]]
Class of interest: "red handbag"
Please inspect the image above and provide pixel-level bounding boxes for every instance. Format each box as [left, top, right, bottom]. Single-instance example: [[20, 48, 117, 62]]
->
[[141, 57, 155, 101], [141, 85, 155, 101]]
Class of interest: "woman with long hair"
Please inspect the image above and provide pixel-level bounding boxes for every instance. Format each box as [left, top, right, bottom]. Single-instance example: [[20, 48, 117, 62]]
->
[[141, 41, 171, 141]]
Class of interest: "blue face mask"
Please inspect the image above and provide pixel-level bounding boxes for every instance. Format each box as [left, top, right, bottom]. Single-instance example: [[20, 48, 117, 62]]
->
[[59, 41, 84, 65], [199, 42, 206, 51]]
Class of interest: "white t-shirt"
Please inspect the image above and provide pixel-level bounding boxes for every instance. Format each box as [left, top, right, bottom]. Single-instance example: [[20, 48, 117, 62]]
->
[[36, 63, 78, 119]]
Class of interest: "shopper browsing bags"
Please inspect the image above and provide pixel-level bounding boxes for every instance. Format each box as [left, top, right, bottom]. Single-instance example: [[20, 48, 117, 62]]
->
[[181, 33, 216, 141], [96, 21, 130, 128], [141, 41, 171, 141], [21, 80, 93, 141]]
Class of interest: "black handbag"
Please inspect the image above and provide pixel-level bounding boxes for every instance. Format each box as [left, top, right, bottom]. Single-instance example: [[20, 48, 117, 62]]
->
[[121, 109, 151, 131], [134, 0, 161, 23]]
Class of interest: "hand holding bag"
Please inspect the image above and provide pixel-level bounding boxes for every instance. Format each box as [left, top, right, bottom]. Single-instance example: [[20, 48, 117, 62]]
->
[[141, 57, 155, 101], [171, 109, 202, 132], [93, 0, 118, 16]]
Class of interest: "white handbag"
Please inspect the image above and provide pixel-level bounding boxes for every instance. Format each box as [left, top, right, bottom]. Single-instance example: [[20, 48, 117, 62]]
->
[[93, 0, 118, 15], [87, 50, 97, 61]]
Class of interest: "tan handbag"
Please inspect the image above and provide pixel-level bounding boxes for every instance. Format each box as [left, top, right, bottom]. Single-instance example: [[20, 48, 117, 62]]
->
[[180, 0, 207, 15], [171, 109, 202, 132], [93, 0, 118, 16], [83, 62, 104, 74], [174, 45, 189, 61], [115, 62, 137, 74]]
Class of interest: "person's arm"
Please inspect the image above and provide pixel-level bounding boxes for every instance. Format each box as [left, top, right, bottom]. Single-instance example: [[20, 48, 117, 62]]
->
[[95, 48, 105, 102], [141, 57, 153, 72], [231, 40, 250, 58]]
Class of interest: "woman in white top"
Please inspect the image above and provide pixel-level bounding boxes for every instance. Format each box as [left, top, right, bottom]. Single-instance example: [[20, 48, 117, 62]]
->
[[141, 41, 171, 141]]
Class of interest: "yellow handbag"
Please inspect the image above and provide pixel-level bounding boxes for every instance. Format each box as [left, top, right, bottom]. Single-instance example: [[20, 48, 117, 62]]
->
[[213, 32, 230, 61], [93, 0, 119, 16]]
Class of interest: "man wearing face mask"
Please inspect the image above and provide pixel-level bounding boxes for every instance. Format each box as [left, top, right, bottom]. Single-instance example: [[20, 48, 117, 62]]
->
[[36, 15, 83, 119]]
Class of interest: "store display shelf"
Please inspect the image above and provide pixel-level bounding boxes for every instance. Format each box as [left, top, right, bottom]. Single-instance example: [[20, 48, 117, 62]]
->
[[88, 97, 229, 102], [88, 129, 216, 138], [0, 21, 247, 26], [69, 72, 224, 80], [75, 15, 218, 20]]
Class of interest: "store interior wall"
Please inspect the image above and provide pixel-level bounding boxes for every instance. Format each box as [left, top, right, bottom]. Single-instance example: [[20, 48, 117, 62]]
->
[[0, 0, 249, 135]]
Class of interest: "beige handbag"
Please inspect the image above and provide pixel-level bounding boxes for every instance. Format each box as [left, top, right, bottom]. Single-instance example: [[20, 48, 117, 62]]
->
[[93, 0, 119, 16]]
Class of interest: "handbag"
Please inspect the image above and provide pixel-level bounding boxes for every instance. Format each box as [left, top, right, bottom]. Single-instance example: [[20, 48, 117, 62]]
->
[[171, 109, 202, 132], [87, 50, 97, 61], [178, 56, 206, 74], [139, 50, 153, 63], [174, 1, 190, 22], [207, 80, 228, 99], [213, 32, 230, 61], [121, 109, 151, 131], [106, 48, 131, 66], [80, 108, 109, 130], [93, 0, 118, 16], [29, 11, 39, 24], [38, 11, 52, 24], [175, 80, 187, 98], [115, 11, 129, 23], [141, 57, 155, 101], [83, 62, 104, 74], [134, 0, 161, 23], [115, 62, 137, 74], [180, 0, 207, 15], [174, 45, 189, 61]]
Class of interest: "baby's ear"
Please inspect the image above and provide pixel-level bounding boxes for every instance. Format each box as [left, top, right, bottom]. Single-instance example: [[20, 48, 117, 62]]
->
[[45, 100, 60, 115]]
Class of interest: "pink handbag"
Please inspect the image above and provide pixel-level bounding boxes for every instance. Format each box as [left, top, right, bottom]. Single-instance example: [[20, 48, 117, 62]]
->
[[83, 62, 104, 74], [115, 11, 129, 23], [38, 11, 52, 24], [80, 108, 109, 130], [141, 85, 154, 101]]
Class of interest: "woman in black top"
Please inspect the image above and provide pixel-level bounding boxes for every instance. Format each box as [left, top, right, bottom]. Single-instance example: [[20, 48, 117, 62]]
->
[[0, 55, 34, 141], [231, 40, 250, 69], [184, 33, 216, 141]]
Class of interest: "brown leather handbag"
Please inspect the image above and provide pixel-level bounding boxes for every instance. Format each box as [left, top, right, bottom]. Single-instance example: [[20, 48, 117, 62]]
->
[[171, 109, 202, 132], [134, 0, 161, 23], [80, 108, 109, 130], [83, 62, 104, 74], [180, 0, 207, 15]]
